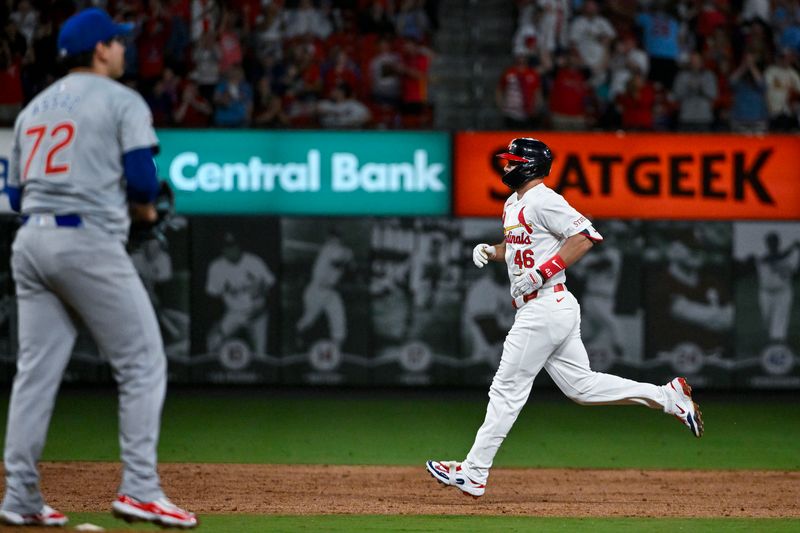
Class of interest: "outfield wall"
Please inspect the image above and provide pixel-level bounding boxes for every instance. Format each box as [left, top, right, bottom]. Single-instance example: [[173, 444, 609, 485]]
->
[[0, 130, 798, 388]]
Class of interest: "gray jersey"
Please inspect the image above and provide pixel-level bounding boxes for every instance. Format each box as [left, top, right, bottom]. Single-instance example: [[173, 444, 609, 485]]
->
[[9, 72, 158, 239]]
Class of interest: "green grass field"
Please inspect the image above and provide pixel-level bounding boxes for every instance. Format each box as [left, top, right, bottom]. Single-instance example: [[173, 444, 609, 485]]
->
[[1, 387, 798, 531]]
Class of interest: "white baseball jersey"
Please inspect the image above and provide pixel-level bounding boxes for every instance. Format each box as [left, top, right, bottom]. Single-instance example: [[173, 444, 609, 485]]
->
[[9, 72, 158, 239], [206, 252, 275, 313], [502, 184, 601, 296]]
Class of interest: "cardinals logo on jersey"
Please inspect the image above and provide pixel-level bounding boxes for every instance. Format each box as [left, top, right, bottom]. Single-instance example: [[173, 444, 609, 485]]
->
[[506, 234, 532, 245], [517, 208, 533, 234], [503, 207, 534, 244]]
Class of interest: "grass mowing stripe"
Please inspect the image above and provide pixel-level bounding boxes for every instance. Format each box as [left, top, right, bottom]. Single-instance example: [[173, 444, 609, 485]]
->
[[1, 390, 797, 469], [64, 513, 800, 532]]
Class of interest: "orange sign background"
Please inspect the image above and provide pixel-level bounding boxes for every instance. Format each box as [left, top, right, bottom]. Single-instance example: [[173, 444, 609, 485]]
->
[[454, 132, 800, 220]]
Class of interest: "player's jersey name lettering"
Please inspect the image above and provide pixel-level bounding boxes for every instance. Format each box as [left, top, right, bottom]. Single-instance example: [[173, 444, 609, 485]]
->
[[505, 234, 531, 245], [169, 150, 445, 193]]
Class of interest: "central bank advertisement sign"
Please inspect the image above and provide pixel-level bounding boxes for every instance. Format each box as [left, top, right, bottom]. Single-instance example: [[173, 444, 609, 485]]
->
[[156, 130, 450, 215]]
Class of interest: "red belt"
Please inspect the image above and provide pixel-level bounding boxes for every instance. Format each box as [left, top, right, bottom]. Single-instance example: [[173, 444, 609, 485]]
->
[[512, 283, 565, 309]]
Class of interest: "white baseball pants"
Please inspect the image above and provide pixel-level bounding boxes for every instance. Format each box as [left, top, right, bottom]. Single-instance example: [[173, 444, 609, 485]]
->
[[463, 288, 668, 484]]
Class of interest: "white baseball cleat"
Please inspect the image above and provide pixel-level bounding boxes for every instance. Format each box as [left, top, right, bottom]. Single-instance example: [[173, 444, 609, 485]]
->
[[426, 460, 486, 498], [667, 377, 704, 438], [0, 504, 68, 526], [112, 494, 197, 529]]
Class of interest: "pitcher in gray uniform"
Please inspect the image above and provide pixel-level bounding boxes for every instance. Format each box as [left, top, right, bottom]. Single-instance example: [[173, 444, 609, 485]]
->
[[0, 8, 197, 528]]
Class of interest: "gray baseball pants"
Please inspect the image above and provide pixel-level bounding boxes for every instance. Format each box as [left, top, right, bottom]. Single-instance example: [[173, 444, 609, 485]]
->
[[2, 225, 166, 514]]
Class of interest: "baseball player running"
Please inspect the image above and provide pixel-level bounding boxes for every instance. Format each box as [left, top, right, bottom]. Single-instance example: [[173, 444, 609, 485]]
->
[[426, 138, 704, 498], [0, 9, 196, 528]]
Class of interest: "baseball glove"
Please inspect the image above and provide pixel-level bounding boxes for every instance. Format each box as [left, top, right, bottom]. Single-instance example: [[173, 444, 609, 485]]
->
[[128, 180, 175, 247]]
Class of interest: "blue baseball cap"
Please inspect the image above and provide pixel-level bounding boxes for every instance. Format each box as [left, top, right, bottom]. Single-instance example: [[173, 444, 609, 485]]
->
[[57, 8, 133, 58]]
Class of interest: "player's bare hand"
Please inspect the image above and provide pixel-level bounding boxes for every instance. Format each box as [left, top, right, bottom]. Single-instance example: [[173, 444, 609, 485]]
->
[[129, 202, 157, 224], [511, 269, 543, 297], [472, 244, 496, 268]]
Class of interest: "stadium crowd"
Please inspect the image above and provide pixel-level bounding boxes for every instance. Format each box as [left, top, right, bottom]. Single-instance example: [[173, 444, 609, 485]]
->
[[1, 0, 799, 132], [0, 0, 438, 128], [500, 0, 800, 132]]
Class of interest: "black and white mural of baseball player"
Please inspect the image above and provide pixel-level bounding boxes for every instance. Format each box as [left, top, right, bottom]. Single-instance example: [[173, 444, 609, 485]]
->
[[734, 222, 800, 384]]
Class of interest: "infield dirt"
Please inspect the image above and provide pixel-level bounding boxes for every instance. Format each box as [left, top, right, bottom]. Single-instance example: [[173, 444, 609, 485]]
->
[[3, 462, 798, 519]]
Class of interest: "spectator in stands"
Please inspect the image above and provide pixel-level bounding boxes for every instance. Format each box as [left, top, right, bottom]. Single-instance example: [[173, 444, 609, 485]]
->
[[138, 6, 171, 88], [191, 31, 222, 102], [213, 64, 254, 127], [672, 52, 718, 131], [284, 0, 332, 40], [230, 0, 261, 28], [369, 37, 403, 106], [695, 0, 729, 48], [517, 0, 536, 26], [0, 39, 23, 126], [496, 53, 544, 129], [607, 35, 649, 101], [741, 0, 772, 24], [359, 1, 396, 36], [253, 76, 289, 127], [741, 18, 775, 66], [703, 26, 734, 69], [253, 48, 286, 86], [652, 82, 676, 130], [395, 0, 430, 42], [775, 1, 800, 55], [190, 0, 220, 42], [548, 47, 594, 130], [569, 0, 616, 87], [513, 18, 540, 62], [174, 79, 213, 127], [606, 0, 638, 31], [636, 0, 682, 89], [712, 55, 734, 130], [398, 37, 432, 126], [615, 67, 655, 130], [282, 41, 323, 126], [322, 47, 362, 98], [537, 0, 571, 55], [252, 4, 286, 61], [729, 52, 769, 133], [218, 11, 244, 73], [9, 0, 38, 46], [148, 67, 181, 126], [764, 48, 800, 130], [4, 19, 28, 60], [164, 0, 191, 72], [317, 84, 371, 128]]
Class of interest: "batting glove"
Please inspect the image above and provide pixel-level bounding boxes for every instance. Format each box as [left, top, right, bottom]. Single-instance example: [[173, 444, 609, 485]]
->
[[472, 244, 496, 268], [511, 269, 543, 298]]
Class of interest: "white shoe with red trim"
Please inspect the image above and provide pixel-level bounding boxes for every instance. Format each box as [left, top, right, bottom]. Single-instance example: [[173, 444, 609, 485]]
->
[[0, 504, 68, 526], [666, 377, 704, 438], [426, 460, 486, 498], [112, 494, 197, 529]]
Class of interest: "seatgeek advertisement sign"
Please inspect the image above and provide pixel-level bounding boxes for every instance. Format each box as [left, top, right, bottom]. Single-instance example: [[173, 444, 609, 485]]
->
[[455, 132, 800, 220], [155, 130, 450, 215]]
